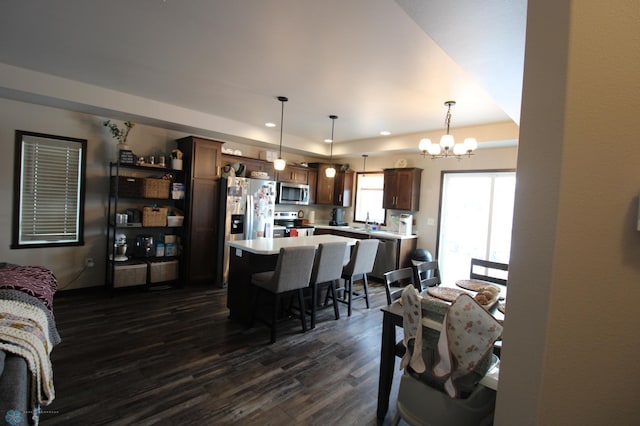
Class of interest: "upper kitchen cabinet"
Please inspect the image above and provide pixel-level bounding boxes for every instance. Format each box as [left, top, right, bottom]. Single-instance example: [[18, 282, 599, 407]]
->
[[313, 163, 354, 207], [276, 164, 311, 184], [383, 168, 423, 211], [176, 136, 224, 285]]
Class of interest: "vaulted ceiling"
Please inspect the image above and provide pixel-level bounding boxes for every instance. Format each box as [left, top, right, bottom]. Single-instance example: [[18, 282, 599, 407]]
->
[[0, 0, 526, 157]]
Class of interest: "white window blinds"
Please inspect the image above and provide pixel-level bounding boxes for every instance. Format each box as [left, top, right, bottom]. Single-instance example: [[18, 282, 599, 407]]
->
[[17, 133, 85, 246]]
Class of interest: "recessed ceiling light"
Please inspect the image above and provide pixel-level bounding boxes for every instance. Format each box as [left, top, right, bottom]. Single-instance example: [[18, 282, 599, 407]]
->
[[324, 138, 332, 143], [265, 122, 276, 127], [380, 130, 391, 136]]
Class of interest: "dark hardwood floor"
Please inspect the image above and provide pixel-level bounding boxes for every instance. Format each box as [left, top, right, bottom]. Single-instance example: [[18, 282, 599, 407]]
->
[[42, 280, 402, 425]]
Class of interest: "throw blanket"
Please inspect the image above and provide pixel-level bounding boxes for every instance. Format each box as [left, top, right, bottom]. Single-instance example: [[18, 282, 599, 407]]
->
[[0, 299, 56, 419], [0, 266, 58, 310]]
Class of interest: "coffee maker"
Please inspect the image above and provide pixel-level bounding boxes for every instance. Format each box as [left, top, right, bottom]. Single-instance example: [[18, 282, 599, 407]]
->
[[330, 208, 347, 226]]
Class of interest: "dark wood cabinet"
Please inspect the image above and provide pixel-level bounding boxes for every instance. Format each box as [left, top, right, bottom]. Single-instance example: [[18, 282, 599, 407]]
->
[[276, 164, 310, 184], [383, 168, 422, 211], [313, 164, 354, 206], [177, 136, 224, 285]]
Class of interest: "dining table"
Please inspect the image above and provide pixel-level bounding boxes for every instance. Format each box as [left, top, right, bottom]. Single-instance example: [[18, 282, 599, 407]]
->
[[376, 281, 506, 419]]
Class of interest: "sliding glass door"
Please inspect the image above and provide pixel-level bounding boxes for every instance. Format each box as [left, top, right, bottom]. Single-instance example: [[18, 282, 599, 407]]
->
[[437, 171, 516, 283]]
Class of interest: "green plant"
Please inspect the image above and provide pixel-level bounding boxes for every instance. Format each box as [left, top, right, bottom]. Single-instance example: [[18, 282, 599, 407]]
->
[[103, 120, 135, 144]]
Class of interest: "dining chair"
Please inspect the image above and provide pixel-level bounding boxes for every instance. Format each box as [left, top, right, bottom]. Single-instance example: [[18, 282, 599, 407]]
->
[[383, 267, 414, 305], [331, 239, 379, 316], [249, 246, 316, 343], [412, 260, 441, 291], [393, 288, 501, 426], [469, 258, 508, 286], [308, 241, 348, 328]]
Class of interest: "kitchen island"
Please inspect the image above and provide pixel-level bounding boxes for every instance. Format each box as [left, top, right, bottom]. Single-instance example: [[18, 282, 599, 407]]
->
[[226, 235, 359, 324]]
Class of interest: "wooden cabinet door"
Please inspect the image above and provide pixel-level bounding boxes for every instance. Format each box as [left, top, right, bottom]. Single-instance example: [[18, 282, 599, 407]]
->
[[193, 139, 221, 179], [383, 168, 422, 211], [185, 178, 219, 283], [395, 169, 415, 210], [383, 170, 398, 209], [334, 170, 354, 207], [315, 164, 335, 205]]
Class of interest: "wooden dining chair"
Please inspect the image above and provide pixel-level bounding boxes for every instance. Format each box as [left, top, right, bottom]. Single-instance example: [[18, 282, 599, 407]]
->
[[250, 246, 317, 343], [383, 267, 414, 305], [469, 258, 509, 286], [412, 260, 441, 291]]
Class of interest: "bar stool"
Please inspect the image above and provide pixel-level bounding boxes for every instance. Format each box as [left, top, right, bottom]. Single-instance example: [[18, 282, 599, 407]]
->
[[308, 241, 348, 328], [333, 239, 379, 316], [250, 246, 316, 343]]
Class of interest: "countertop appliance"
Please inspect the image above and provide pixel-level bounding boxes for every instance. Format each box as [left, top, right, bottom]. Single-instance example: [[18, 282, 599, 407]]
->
[[133, 235, 155, 258], [277, 182, 310, 205], [399, 213, 413, 236], [218, 176, 277, 286], [274, 211, 316, 237], [330, 207, 348, 226]]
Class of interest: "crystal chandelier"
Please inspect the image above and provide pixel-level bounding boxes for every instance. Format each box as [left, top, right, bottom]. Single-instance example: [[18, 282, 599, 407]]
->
[[419, 100, 478, 159]]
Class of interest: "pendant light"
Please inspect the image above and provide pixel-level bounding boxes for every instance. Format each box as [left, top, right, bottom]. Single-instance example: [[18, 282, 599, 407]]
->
[[325, 115, 338, 178], [273, 96, 288, 171]]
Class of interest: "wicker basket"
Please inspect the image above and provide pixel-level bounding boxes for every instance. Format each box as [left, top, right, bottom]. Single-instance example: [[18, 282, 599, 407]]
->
[[142, 206, 168, 227], [142, 178, 171, 199], [112, 177, 171, 199]]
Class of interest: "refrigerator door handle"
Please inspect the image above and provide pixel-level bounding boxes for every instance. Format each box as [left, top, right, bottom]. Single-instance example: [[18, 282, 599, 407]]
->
[[245, 194, 254, 239]]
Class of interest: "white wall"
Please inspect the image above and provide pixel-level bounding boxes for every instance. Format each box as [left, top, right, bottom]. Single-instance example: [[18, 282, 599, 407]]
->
[[495, 1, 640, 424]]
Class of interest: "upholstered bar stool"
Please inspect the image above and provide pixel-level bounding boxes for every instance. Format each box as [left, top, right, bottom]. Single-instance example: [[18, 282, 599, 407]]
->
[[250, 246, 316, 343], [333, 239, 379, 316], [308, 241, 348, 328]]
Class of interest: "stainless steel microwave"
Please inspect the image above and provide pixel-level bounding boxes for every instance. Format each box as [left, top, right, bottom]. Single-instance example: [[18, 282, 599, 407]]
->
[[277, 182, 310, 205]]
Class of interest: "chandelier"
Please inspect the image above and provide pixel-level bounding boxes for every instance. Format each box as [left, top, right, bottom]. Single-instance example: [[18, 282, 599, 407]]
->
[[273, 96, 288, 171], [419, 100, 478, 159]]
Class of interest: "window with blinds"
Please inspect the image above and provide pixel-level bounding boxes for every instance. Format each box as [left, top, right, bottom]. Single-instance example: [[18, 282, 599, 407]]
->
[[12, 131, 87, 248]]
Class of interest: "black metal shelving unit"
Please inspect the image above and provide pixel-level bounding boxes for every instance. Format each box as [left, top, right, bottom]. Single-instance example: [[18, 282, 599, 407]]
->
[[106, 161, 185, 289]]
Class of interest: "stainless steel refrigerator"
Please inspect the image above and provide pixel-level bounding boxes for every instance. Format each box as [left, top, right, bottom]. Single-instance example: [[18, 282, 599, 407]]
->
[[218, 176, 276, 287]]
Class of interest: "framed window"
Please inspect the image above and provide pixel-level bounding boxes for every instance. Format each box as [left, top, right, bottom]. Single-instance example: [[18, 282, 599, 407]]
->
[[436, 170, 516, 283], [12, 130, 87, 248], [354, 172, 386, 224]]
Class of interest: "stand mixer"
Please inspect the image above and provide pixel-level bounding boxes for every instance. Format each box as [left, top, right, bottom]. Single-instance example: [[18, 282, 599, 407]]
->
[[114, 232, 128, 261]]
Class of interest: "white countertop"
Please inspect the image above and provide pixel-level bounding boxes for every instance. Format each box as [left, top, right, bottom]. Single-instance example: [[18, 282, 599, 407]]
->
[[313, 224, 417, 240], [227, 234, 359, 255]]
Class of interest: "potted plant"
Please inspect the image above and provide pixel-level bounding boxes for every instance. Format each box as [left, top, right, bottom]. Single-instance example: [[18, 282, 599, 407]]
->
[[103, 120, 135, 150]]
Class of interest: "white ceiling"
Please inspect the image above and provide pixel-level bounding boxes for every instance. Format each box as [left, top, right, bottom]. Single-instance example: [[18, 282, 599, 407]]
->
[[0, 0, 526, 157]]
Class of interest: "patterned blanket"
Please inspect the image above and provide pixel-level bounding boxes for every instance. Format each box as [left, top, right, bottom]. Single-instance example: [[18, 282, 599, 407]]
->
[[0, 299, 56, 425], [0, 265, 58, 310]]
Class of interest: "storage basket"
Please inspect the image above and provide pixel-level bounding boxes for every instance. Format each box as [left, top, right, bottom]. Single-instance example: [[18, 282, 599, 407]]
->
[[142, 206, 168, 227], [112, 176, 144, 198], [112, 176, 171, 199], [167, 216, 184, 227], [142, 178, 171, 199]]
